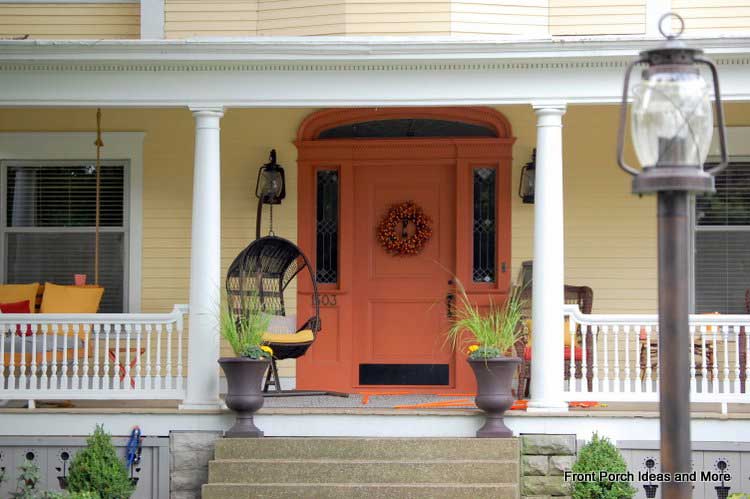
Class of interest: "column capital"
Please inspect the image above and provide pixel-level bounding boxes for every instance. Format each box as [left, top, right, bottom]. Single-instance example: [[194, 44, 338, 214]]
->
[[532, 102, 567, 115], [189, 106, 225, 118]]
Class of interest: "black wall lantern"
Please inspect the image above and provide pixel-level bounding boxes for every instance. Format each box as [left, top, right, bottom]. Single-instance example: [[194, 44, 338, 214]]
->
[[616, 13, 728, 499], [255, 149, 286, 239], [518, 149, 536, 204]]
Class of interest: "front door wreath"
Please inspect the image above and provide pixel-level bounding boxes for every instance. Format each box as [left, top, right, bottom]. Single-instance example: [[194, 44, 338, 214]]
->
[[376, 201, 433, 256]]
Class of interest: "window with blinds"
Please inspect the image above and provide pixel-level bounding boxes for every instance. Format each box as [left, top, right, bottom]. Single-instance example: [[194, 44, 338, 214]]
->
[[2, 161, 128, 313], [694, 161, 750, 314]]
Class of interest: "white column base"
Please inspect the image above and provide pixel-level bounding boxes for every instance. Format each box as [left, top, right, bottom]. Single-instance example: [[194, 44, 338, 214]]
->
[[179, 401, 224, 411], [526, 400, 569, 413]]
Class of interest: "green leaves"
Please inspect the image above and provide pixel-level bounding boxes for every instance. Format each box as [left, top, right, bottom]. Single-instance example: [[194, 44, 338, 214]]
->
[[67, 425, 134, 499], [220, 290, 271, 359], [572, 433, 636, 499], [445, 279, 527, 358]]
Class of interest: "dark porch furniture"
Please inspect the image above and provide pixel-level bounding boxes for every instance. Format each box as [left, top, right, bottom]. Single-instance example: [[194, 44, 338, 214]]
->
[[515, 283, 594, 399], [226, 235, 345, 397]]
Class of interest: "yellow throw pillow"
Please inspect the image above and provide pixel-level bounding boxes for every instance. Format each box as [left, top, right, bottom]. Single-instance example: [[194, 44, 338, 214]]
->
[[0, 283, 39, 312], [40, 283, 104, 314]]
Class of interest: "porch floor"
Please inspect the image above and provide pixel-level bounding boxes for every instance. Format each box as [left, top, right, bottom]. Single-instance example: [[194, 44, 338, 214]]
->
[[2, 396, 750, 418]]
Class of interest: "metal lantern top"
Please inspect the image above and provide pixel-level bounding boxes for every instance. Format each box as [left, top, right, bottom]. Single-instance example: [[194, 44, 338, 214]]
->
[[255, 149, 286, 204], [616, 12, 728, 195]]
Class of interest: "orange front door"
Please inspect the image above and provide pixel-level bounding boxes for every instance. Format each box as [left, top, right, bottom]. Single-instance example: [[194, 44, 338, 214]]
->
[[353, 161, 457, 391]]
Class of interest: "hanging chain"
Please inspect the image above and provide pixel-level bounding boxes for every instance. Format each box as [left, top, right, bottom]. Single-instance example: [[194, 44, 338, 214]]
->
[[94, 108, 103, 286], [268, 204, 275, 236]]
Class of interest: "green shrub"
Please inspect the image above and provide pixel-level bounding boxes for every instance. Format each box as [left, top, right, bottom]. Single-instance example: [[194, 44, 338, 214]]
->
[[729, 494, 750, 499], [67, 425, 134, 499], [572, 433, 636, 499], [10, 459, 41, 499]]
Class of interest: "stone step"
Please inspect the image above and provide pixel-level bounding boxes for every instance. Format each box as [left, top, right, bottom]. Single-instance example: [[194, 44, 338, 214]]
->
[[208, 458, 519, 484], [203, 482, 518, 499], [214, 437, 519, 461]]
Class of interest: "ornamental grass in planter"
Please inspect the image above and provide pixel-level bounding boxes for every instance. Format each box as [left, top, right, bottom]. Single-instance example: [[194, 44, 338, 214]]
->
[[445, 280, 526, 438], [219, 292, 272, 438]]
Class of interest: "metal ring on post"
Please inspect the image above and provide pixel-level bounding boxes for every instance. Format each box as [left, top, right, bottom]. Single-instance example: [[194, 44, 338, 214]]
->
[[617, 58, 647, 177], [695, 56, 729, 176], [658, 12, 685, 40]]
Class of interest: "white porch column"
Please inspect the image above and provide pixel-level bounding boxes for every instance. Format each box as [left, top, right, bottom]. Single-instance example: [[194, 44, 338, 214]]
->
[[528, 103, 568, 413], [180, 107, 224, 410]]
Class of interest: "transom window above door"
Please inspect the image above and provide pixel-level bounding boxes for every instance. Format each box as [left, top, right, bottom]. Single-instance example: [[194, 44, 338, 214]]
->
[[317, 118, 498, 139], [1, 160, 129, 313]]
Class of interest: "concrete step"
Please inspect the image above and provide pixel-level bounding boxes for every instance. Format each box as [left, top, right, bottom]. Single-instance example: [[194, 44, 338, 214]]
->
[[214, 437, 519, 461], [208, 458, 519, 485], [203, 482, 518, 499]]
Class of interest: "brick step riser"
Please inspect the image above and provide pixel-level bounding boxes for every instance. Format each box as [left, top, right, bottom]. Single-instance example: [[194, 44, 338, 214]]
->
[[208, 460, 519, 485], [214, 437, 519, 461], [202, 483, 519, 499]]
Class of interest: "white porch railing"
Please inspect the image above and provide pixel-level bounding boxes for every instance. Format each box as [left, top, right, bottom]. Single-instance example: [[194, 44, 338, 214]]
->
[[563, 304, 750, 405], [0, 305, 187, 401]]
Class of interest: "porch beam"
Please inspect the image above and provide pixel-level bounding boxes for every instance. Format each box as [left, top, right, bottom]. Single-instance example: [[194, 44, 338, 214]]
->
[[527, 103, 568, 413], [180, 106, 224, 410]]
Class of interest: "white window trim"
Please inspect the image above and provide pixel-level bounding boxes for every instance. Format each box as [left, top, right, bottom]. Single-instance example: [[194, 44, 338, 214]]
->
[[689, 127, 750, 313], [0, 132, 144, 312]]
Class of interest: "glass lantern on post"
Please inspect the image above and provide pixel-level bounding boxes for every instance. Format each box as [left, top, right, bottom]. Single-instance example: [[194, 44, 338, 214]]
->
[[616, 13, 728, 499], [255, 149, 286, 239]]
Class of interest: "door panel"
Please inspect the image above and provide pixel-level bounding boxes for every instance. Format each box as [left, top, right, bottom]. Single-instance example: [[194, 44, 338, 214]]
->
[[353, 161, 456, 389]]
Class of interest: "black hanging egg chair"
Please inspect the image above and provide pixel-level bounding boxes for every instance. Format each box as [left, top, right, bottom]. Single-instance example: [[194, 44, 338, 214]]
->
[[226, 235, 345, 397]]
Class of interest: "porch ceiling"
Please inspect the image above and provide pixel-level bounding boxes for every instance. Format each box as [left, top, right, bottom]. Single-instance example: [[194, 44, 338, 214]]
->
[[1, 36, 750, 107]]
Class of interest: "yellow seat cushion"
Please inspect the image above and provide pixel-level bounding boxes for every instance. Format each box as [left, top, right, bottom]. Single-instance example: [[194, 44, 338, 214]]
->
[[262, 329, 314, 344], [0, 283, 39, 311], [40, 283, 103, 314]]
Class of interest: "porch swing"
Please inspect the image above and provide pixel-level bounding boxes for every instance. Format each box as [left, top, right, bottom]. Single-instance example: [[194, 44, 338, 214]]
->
[[225, 152, 345, 396]]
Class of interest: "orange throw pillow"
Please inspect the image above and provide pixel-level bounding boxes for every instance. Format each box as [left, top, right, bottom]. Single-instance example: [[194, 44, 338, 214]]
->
[[40, 282, 103, 314]]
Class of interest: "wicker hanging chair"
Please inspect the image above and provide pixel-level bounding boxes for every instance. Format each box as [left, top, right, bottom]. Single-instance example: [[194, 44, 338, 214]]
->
[[225, 235, 344, 396]]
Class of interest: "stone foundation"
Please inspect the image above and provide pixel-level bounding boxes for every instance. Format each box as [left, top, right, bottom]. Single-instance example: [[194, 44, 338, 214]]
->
[[170, 431, 222, 499], [521, 433, 576, 498]]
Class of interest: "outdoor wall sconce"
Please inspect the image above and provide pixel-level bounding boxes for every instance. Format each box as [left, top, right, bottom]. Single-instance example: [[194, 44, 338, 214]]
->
[[616, 13, 728, 499], [255, 149, 286, 239], [518, 149, 536, 204]]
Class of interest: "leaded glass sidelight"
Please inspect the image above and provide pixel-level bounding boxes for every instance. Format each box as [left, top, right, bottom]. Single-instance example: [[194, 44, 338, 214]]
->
[[473, 168, 496, 283], [316, 170, 339, 284]]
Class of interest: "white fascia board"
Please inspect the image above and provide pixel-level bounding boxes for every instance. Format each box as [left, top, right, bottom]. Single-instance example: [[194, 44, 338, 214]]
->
[[1, 36, 750, 61], [0, 36, 749, 107]]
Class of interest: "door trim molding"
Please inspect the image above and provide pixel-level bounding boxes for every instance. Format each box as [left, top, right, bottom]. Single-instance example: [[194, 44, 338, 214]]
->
[[295, 107, 516, 393]]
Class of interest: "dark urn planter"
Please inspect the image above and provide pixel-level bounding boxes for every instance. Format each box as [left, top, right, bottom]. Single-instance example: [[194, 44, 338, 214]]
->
[[219, 357, 270, 438], [643, 484, 659, 498], [469, 356, 521, 438], [715, 486, 731, 499]]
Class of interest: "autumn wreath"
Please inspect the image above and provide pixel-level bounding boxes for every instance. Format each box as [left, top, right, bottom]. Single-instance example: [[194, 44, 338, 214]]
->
[[376, 201, 433, 256]]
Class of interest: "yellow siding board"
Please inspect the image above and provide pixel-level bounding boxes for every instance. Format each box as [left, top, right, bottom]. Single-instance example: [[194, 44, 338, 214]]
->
[[259, 5, 345, 20], [0, 2, 139, 39], [167, 12, 259, 21], [165, 21, 258, 31], [165, 1, 259, 12], [550, 0, 645, 35]]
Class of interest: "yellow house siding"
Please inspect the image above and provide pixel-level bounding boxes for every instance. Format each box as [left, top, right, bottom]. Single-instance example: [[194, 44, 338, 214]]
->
[[0, 3, 140, 40], [451, 0, 548, 36], [258, 1, 345, 36], [165, 0, 259, 38], [672, 0, 750, 34], [550, 0, 646, 36]]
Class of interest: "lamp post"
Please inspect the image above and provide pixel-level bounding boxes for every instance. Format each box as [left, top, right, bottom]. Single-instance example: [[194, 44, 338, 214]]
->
[[254, 149, 286, 239], [617, 13, 728, 499]]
